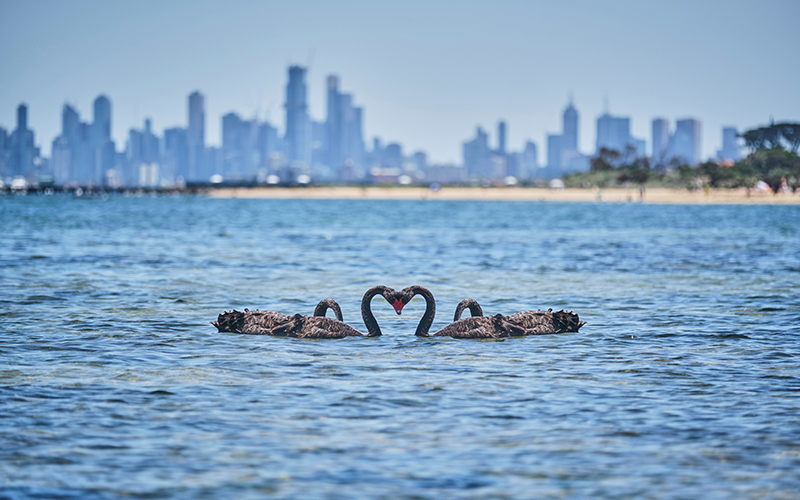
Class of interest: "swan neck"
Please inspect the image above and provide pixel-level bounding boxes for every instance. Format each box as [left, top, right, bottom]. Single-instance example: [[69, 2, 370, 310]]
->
[[468, 301, 483, 318], [361, 286, 385, 337], [454, 298, 481, 321], [412, 286, 435, 337]]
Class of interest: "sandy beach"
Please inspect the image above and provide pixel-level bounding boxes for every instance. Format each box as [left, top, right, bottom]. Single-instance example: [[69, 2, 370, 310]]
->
[[206, 185, 800, 204]]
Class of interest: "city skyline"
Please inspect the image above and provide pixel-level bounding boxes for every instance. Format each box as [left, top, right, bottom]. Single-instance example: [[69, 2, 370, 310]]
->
[[0, 67, 785, 169], [2, 0, 799, 163], [0, 77, 765, 187]]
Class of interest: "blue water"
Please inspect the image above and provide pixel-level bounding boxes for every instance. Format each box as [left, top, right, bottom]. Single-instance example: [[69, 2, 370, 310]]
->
[[1, 195, 799, 499]]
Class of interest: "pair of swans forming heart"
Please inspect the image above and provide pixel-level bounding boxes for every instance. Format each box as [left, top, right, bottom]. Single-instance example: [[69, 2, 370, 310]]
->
[[212, 285, 585, 339]]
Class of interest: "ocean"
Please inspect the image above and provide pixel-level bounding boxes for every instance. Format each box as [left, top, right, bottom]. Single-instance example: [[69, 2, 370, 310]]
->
[[1, 194, 799, 499]]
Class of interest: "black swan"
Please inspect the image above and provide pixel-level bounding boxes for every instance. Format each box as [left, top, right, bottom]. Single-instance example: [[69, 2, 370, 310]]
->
[[212, 286, 404, 338], [453, 298, 585, 334], [399, 286, 524, 339], [453, 298, 483, 321], [402, 286, 585, 339], [211, 308, 290, 334], [212, 298, 344, 333], [507, 308, 586, 335], [313, 298, 344, 321]]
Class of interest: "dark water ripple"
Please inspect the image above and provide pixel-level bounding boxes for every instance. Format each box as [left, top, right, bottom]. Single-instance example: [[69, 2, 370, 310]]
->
[[1, 195, 799, 499]]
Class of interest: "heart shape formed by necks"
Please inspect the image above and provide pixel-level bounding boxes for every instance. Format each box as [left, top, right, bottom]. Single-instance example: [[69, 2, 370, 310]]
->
[[360, 285, 409, 337]]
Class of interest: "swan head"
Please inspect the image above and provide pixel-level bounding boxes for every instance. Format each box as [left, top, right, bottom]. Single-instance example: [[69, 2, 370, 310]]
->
[[381, 288, 406, 315], [391, 297, 404, 314], [395, 285, 431, 315], [366, 286, 407, 315]]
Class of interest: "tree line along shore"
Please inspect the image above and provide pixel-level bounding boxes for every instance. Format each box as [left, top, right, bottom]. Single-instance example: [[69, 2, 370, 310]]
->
[[563, 122, 800, 194]]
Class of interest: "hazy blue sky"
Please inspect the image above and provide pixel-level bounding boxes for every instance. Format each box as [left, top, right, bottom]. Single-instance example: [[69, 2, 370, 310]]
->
[[1, 0, 798, 163]]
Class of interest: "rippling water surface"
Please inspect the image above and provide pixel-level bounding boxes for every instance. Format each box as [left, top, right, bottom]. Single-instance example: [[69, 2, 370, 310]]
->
[[1, 195, 799, 499]]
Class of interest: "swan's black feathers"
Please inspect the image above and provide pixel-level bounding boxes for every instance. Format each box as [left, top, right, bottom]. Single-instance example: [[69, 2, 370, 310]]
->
[[284, 315, 365, 339], [507, 309, 586, 335], [213, 287, 401, 339], [431, 314, 527, 339], [211, 308, 291, 335], [411, 288, 586, 339]]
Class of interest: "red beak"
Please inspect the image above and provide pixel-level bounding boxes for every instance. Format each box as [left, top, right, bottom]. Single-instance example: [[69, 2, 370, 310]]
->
[[392, 298, 404, 315]]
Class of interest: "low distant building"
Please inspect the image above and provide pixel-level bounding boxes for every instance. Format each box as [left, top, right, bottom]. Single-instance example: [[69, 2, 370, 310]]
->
[[369, 166, 401, 183], [138, 162, 160, 187], [424, 164, 466, 184]]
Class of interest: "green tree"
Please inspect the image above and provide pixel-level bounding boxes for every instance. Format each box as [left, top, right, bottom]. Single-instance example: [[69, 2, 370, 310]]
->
[[779, 123, 800, 153], [617, 156, 651, 184], [736, 149, 800, 192], [590, 147, 620, 172], [698, 161, 739, 188], [741, 122, 800, 153]]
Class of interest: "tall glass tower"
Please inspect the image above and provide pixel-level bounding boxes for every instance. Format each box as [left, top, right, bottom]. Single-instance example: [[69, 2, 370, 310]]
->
[[284, 65, 310, 165], [673, 118, 702, 165], [562, 99, 578, 152], [92, 95, 111, 143], [326, 75, 341, 167], [188, 91, 205, 180], [651, 118, 670, 162]]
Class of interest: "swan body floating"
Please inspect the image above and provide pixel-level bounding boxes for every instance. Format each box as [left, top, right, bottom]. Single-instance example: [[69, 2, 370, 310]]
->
[[453, 297, 586, 335], [212, 286, 403, 339], [400, 286, 585, 339]]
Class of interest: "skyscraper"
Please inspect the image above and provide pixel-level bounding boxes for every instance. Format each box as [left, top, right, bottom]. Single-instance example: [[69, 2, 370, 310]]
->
[[497, 121, 507, 154], [221, 112, 263, 180], [339, 92, 354, 163], [326, 75, 342, 168], [51, 104, 82, 184], [188, 91, 205, 181], [462, 126, 490, 177], [596, 113, 630, 153], [284, 65, 310, 165], [62, 104, 80, 145], [717, 127, 740, 162], [521, 140, 539, 178], [325, 74, 365, 178], [9, 103, 36, 178], [92, 95, 111, 143], [222, 112, 244, 178], [544, 98, 585, 176], [0, 127, 9, 178], [562, 100, 578, 152], [258, 121, 279, 170], [596, 112, 646, 161], [652, 118, 670, 163], [125, 128, 143, 186], [349, 106, 365, 167], [142, 119, 159, 164], [91, 95, 114, 185], [126, 118, 160, 187], [17, 103, 27, 134], [671, 118, 702, 165], [163, 127, 189, 182], [547, 134, 563, 173]]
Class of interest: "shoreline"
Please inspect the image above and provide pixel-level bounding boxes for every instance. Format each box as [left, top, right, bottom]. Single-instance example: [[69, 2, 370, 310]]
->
[[206, 186, 800, 205]]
